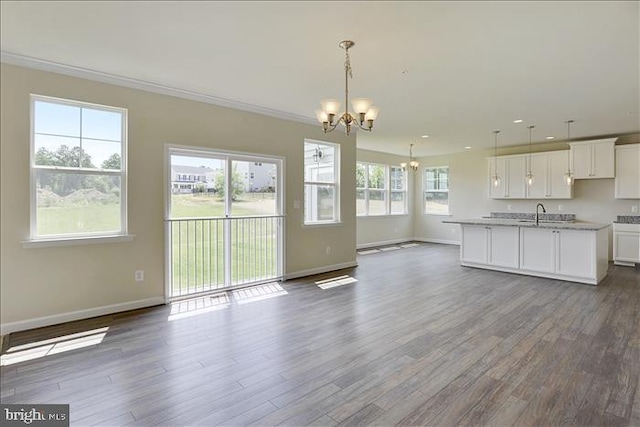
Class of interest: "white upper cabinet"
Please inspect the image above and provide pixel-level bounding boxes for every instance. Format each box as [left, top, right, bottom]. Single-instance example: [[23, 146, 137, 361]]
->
[[525, 151, 572, 199], [489, 151, 571, 199], [488, 155, 526, 199], [569, 139, 616, 179], [614, 144, 640, 199]]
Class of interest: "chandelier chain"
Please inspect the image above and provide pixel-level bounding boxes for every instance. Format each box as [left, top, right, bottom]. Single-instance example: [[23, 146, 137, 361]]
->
[[345, 50, 353, 79]]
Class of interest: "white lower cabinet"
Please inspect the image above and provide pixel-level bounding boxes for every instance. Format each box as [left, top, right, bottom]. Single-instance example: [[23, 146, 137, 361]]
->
[[459, 224, 609, 285], [613, 223, 640, 266], [461, 225, 519, 268], [519, 227, 608, 284]]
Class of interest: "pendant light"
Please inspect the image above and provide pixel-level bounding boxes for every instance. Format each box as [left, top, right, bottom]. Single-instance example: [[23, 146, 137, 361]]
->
[[564, 120, 574, 186], [525, 125, 535, 186], [492, 130, 501, 187]]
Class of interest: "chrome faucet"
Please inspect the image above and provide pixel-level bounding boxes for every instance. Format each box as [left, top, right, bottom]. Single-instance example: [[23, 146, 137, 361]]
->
[[535, 203, 546, 226]]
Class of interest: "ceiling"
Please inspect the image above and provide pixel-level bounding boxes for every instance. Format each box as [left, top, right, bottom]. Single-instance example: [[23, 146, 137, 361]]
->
[[1, 1, 638, 157]]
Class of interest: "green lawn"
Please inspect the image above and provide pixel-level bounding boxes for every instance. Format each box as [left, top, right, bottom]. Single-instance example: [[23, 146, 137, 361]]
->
[[169, 193, 279, 295], [37, 204, 121, 236]]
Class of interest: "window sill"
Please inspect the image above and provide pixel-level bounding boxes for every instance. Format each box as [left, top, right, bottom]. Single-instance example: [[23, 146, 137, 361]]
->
[[22, 234, 136, 249], [357, 214, 410, 219], [303, 221, 343, 228], [424, 213, 452, 217]]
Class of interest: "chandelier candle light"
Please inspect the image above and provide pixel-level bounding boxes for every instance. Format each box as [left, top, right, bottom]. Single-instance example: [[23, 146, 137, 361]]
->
[[564, 120, 574, 186], [401, 143, 419, 171], [492, 130, 501, 187], [526, 125, 535, 186], [316, 40, 379, 135]]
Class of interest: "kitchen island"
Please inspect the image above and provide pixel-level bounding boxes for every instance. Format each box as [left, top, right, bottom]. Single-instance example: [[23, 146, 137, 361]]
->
[[444, 218, 610, 285]]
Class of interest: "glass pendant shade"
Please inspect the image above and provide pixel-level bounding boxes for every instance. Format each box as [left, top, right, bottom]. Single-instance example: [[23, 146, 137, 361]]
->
[[320, 99, 341, 115], [492, 130, 501, 188], [315, 109, 329, 123], [364, 106, 380, 121], [351, 98, 372, 114], [525, 126, 535, 186], [564, 171, 573, 186], [526, 172, 535, 186], [564, 120, 574, 186]]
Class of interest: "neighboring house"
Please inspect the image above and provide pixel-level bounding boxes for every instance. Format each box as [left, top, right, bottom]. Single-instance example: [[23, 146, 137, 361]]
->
[[235, 162, 277, 192], [170, 165, 217, 193]]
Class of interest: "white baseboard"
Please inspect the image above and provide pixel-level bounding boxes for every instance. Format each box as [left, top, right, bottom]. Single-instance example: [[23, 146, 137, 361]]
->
[[356, 238, 414, 250], [0, 296, 165, 335], [284, 261, 358, 281], [414, 237, 460, 246]]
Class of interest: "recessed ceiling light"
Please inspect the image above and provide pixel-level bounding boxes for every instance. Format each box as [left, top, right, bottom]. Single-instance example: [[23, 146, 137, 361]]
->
[[513, 119, 524, 123], [421, 134, 430, 138], [465, 146, 472, 150], [546, 136, 555, 140]]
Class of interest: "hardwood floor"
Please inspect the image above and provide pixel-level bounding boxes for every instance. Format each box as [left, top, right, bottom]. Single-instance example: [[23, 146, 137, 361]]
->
[[1, 243, 639, 426]]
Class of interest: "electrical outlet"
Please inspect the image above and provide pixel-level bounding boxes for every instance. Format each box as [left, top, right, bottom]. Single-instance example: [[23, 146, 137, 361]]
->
[[325, 246, 331, 255], [558, 204, 564, 212], [135, 270, 144, 282], [507, 205, 512, 211], [632, 205, 639, 214]]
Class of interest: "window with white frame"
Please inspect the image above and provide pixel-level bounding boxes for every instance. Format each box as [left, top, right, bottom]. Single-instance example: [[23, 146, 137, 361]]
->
[[31, 95, 127, 239], [356, 162, 407, 216], [390, 166, 407, 214], [304, 140, 339, 224], [423, 166, 449, 215]]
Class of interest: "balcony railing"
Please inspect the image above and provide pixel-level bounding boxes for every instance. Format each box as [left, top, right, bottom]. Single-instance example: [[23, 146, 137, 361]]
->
[[166, 216, 283, 298]]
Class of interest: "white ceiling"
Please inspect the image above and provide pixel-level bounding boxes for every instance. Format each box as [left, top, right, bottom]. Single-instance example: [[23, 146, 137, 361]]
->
[[1, 1, 638, 156]]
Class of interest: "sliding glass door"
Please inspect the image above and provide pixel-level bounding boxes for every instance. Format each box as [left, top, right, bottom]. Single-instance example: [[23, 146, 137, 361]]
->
[[165, 147, 283, 299]]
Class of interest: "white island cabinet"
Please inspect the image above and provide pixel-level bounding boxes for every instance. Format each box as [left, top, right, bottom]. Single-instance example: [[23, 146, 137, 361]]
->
[[520, 227, 608, 281], [461, 225, 519, 268], [448, 219, 610, 285]]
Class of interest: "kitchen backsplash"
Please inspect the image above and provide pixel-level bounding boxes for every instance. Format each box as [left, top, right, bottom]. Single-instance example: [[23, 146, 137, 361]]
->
[[490, 212, 576, 222]]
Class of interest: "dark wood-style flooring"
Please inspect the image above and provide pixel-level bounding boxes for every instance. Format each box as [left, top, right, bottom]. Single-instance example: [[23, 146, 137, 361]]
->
[[1, 243, 640, 426]]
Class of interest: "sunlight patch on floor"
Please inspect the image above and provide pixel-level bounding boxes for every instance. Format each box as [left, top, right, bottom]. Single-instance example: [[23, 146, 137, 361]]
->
[[168, 293, 230, 321], [315, 275, 358, 289], [357, 249, 380, 255], [400, 243, 420, 248], [1, 327, 109, 366], [233, 283, 288, 305]]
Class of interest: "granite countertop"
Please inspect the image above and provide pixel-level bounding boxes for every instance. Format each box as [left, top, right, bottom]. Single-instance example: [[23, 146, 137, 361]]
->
[[443, 218, 610, 231], [614, 216, 640, 224]]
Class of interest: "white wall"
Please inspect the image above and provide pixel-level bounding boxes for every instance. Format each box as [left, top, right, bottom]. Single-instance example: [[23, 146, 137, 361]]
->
[[413, 136, 640, 256], [356, 149, 414, 248], [0, 63, 357, 333]]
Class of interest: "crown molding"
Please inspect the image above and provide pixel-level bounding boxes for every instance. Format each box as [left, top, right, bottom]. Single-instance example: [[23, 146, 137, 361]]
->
[[0, 51, 317, 126]]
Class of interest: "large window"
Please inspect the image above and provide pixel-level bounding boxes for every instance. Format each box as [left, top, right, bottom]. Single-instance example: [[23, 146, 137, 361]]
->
[[31, 95, 127, 239], [304, 140, 339, 224], [356, 162, 407, 216], [424, 166, 449, 215]]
